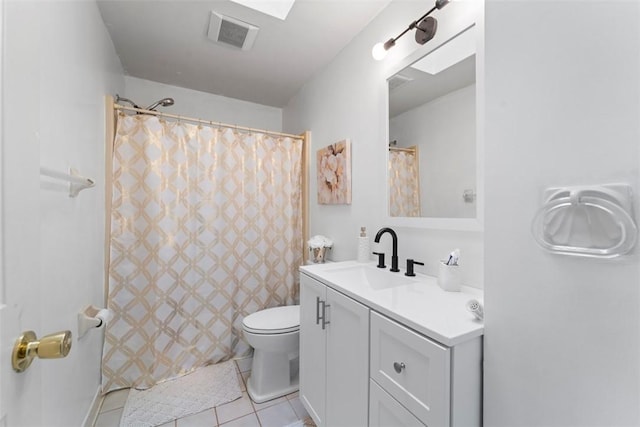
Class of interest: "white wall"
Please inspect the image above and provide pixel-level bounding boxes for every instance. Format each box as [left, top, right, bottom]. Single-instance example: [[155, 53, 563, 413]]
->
[[124, 76, 283, 132], [287, 0, 640, 422], [390, 84, 476, 218], [484, 1, 640, 425], [284, 0, 484, 288], [3, 0, 124, 425]]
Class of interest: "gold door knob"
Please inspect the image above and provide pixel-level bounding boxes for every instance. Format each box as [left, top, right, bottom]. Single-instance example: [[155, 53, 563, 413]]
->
[[12, 330, 72, 373], [37, 331, 72, 359]]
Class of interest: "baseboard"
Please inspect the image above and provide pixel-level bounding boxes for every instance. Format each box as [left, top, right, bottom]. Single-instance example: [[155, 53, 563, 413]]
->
[[81, 386, 103, 427]]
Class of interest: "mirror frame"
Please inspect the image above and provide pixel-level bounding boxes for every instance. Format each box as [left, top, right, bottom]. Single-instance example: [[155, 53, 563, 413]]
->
[[384, 22, 484, 232]]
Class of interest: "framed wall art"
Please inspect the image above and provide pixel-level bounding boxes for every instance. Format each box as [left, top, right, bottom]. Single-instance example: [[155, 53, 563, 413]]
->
[[317, 139, 352, 205]]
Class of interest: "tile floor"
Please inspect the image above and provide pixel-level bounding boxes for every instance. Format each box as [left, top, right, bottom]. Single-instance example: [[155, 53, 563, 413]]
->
[[93, 359, 316, 427]]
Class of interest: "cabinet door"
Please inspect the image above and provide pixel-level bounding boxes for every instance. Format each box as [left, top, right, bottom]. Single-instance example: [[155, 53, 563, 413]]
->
[[326, 287, 370, 427], [300, 274, 327, 426], [369, 380, 425, 427]]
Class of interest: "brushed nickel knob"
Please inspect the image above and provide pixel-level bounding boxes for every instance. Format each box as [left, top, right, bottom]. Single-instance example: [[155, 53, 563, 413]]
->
[[393, 361, 406, 373]]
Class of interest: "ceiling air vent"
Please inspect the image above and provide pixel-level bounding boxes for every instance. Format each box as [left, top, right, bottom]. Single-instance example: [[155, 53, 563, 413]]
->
[[207, 11, 259, 51], [388, 73, 413, 91]]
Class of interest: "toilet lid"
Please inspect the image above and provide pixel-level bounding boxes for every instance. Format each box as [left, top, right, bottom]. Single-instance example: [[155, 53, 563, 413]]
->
[[242, 305, 300, 334]]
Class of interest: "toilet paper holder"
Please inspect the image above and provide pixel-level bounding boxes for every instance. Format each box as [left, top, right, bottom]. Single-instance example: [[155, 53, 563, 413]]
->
[[77, 305, 112, 339]]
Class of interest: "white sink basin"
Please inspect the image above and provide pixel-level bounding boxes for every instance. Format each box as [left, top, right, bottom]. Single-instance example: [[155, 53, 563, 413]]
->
[[321, 264, 417, 290]]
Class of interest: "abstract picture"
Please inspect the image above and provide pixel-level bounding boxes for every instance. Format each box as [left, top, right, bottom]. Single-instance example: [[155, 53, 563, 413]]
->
[[317, 139, 351, 204]]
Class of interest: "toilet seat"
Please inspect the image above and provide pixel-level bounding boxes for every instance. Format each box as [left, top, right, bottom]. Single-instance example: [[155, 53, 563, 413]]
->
[[242, 305, 300, 335]]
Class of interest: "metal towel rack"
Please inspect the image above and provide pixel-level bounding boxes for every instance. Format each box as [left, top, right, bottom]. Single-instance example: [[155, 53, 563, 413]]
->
[[531, 184, 637, 259], [40, 167, 95, 197]]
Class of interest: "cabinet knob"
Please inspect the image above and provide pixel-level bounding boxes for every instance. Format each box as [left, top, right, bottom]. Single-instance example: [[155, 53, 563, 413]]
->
[[393, 361, 406, 373]]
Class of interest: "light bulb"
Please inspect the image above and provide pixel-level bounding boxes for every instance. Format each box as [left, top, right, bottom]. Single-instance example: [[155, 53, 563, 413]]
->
[[371, 42, 388, 61]]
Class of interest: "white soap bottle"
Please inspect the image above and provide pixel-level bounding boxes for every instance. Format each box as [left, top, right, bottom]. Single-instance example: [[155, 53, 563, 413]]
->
[[357, 227, 370, 263]]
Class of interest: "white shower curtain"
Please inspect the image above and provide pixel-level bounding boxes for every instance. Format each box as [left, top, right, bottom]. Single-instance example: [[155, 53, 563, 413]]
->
[[102, 114, 303, 392]]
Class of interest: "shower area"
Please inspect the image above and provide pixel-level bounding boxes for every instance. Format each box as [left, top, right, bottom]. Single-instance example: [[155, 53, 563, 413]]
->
[[101, 94, 309, 393], [388, 145, 421, 217]]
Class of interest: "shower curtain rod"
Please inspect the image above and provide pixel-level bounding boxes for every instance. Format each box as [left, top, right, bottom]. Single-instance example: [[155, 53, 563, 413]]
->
[[389, 146, 416, 153], [114, 103, 304, 140]]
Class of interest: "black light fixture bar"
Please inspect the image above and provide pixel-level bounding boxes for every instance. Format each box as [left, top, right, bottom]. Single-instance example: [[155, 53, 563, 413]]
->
[[372, 0, 451, 60], [382, 5, 437, 51]]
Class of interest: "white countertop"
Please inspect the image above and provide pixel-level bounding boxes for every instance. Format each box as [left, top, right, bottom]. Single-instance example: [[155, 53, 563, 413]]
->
[[300, 260, 484, 347]]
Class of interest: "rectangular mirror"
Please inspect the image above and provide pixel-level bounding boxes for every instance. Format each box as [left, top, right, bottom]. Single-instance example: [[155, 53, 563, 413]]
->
[[385, 24, 482, 231]]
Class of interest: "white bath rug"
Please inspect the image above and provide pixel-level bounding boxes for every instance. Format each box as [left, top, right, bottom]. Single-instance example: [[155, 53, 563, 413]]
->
[[120, 361, 241, 427]]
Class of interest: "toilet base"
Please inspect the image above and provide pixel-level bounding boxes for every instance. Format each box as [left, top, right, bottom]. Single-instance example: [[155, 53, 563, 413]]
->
[[247, 376, 299, 403], [246, 350, 299, 403]]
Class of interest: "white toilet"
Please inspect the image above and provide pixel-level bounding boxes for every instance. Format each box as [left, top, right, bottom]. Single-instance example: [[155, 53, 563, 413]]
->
[[242, 305, 300, 403]]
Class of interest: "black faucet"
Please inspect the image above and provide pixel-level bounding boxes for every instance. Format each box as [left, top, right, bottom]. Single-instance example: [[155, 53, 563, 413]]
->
[[372, 251, 386, 268], [374, 227, 399, 272], [404, 259, 424, 277]]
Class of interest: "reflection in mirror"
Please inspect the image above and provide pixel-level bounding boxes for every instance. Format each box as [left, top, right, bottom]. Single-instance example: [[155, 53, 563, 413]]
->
[[388, 26, 476, 219]]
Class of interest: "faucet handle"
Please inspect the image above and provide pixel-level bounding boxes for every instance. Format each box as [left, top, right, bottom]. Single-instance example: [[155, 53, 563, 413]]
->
[[372, 252, 386, 269], [404, 259, 424, 277]]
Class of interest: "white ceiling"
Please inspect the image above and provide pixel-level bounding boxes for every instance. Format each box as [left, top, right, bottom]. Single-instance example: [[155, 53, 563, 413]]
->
[[97, 0, 391, 108]]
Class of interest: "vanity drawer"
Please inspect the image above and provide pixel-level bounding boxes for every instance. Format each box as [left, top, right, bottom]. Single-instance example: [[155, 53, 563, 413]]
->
[[369, 380, 424, 427], [370, 312, 450, 427]]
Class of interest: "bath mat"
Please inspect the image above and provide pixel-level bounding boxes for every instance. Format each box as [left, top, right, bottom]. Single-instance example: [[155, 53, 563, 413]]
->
[[120, 361, 241, 427]]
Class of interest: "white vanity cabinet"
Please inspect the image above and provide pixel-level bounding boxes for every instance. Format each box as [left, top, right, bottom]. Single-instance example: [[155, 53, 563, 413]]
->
[[300, 262, 483, 427], [369, 312, 482, 427], [370, 311, 451, 426], [369, 380, 424, 427], [299, 273, 370, 427]]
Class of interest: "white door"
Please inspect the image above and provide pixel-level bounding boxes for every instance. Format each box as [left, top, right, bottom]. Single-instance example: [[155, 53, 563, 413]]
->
[[299, 274, 327, 426], [0, 0, 45, 424], [325, 287, 369, 427]]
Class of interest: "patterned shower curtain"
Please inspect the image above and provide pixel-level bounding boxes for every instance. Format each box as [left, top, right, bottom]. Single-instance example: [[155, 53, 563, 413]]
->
[[389, 148, 421, 217], [102, 114, 303, 392]]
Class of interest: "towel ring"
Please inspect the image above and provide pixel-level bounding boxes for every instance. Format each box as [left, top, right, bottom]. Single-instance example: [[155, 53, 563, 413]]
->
[[531, 186, 637, 258]]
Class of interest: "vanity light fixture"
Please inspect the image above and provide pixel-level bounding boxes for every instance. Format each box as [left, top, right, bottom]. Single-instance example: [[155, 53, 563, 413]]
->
[[371, 0, 451, 61]]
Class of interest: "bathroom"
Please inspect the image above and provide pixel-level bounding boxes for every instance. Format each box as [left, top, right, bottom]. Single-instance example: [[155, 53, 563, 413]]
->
[[1, 0, 639, 426]]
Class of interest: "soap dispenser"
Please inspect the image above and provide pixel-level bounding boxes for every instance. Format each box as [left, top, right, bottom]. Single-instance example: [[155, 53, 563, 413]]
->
[[357, 227, 370, 263]]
